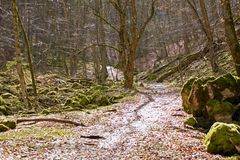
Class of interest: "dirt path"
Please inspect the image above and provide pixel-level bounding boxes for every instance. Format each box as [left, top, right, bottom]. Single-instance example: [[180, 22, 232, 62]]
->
[[0, 84, 223, 160]]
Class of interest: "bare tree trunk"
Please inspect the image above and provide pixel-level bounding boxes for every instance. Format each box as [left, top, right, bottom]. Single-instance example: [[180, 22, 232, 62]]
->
[[15, 4, 37, 97], [199, 0, 218, 72], [12, 0, 30, 109], [221, 0, 240, 76], [99, 0, 108, 82]]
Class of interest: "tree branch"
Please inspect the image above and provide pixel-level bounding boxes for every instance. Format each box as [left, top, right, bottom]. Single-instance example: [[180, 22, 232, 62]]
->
[[76, 43, 120, 55], [186, 0, 207, 36], [89, 5, 120, 33], [138, 0, 156, 41]]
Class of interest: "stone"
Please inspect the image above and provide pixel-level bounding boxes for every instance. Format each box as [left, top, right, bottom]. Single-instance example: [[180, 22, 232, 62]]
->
[[205, 122, 240, 155], [0, 119, 16, 129], [184, 117, 198, 127], [206, 99, 234, 123], [0, 124, 9, 132], [181, 77, 197, 114]]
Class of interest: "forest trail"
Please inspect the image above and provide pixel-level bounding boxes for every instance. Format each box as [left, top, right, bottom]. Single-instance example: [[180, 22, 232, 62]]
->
[[0, 84, 222, 160]]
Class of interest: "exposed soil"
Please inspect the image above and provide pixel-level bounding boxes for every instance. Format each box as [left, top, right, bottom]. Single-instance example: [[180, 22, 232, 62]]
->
[[0, 83, 224, 160]]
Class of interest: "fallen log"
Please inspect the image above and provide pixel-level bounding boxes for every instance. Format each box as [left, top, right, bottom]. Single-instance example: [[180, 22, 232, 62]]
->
[[140, 56, 180, 80], [142, 43, 223, 82], [16, 118, 86, 127]]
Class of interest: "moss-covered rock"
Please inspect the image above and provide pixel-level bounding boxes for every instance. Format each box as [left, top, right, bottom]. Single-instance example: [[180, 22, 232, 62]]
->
[[90, 91, 111, 106], [184, 117, 198, 127], [64, 98, 82, 108], [1, 93, 15, 99], [40, 109, 51, 115], [0, 119, 16, 129], [188, 78, 211, 117], [204, 122, 240, 155], [206, 74, 239, 101], [97, 96, 111, 106], [0, 124, 9, 132], [181, 77, 197, 114], [47, 91, 57, 96], [71, 82, 83, 89], [0, 105, 10, 115], [0, 96, 5, 105], [77, 93, 90, 106], [206, 99, 234, 123]]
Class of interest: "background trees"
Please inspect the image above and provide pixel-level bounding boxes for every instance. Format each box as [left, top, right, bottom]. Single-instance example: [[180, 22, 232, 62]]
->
[[1, 0, 240, 88]]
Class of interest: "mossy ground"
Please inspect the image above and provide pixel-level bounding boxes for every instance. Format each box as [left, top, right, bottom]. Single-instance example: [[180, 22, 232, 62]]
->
[[0, 127, 73, 141], [0, 71, 128, 115]]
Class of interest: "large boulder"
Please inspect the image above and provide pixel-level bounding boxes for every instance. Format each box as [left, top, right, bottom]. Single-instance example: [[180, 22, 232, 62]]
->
[[206, 99, 235, 123], [204, 122, 240, 155], [206, 74, 240, 102], [187, 77, 214, 117], [181, 77, 197, 114], [181, 74, 240, 126]]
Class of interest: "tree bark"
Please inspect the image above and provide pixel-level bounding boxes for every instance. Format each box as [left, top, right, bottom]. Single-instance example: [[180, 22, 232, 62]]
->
[[221, 0, 240, 76], [12, 0, 31, 109], [199, 0, 218, 72]]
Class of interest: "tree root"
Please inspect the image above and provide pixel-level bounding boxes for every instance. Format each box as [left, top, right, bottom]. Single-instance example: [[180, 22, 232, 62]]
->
[[16, 118, 86, 127]]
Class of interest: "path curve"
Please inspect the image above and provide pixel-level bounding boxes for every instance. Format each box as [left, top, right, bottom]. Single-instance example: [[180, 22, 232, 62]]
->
[[0, 84, 223, 160]]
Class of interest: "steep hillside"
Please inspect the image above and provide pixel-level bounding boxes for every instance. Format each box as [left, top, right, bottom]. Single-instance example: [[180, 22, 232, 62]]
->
[[138, 43, 236, 87]]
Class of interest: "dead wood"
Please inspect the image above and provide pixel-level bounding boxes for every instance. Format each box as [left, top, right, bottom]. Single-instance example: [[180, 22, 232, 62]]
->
[[16, 118, 86, 127]]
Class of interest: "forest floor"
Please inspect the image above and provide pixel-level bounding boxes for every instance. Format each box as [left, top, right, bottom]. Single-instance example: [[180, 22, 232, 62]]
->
[[0, 83, 224, 160]]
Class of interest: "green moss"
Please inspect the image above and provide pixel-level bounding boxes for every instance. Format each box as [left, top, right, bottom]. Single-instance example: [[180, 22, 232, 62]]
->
[[223, 155, 240, 160], [0, 127, 73, 141], [0, 96, 5, 105], [204, 122, 240, 155], [0, 124, 9, 132], [147, 74, 158, 81], [188, 78, 210, 117], [90, 91, 111, 106], [184, 117, 198, 127], [77, 93, 90, 106], [0, 119, 16, 129], [71, 82, 83, 89], [207, 74, 238, 101], [64, 98, 73, 106], [47, 91, 57, 96], [40, 109, 51, 115], [39, 88, 50, 95], [0, 105, 10, 115], [207, 100, 234, 116], [1, 93, 15, 99], [181, 77, 197, 114], [64, 98, 82, 108], [59, 88, 74, 93]]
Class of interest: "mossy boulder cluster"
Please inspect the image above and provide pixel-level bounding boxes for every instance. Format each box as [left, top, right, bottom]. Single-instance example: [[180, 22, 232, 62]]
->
[[181, 74, 240, 126], [64, 84, 124, 110], [181, 74, 240, 155]]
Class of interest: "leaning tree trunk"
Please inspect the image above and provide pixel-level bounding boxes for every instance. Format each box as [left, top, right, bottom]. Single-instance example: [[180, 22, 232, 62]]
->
[[221, 0, 240, 76], [15, 3, 37, 97], [12, 0, 30, 109]]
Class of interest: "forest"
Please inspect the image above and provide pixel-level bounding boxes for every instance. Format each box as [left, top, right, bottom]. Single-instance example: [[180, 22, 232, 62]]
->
[[1, 0, 240, 159]]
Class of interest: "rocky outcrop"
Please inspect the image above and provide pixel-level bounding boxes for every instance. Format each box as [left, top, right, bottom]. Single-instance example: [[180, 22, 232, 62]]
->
[[181, 74, 240, 126]]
